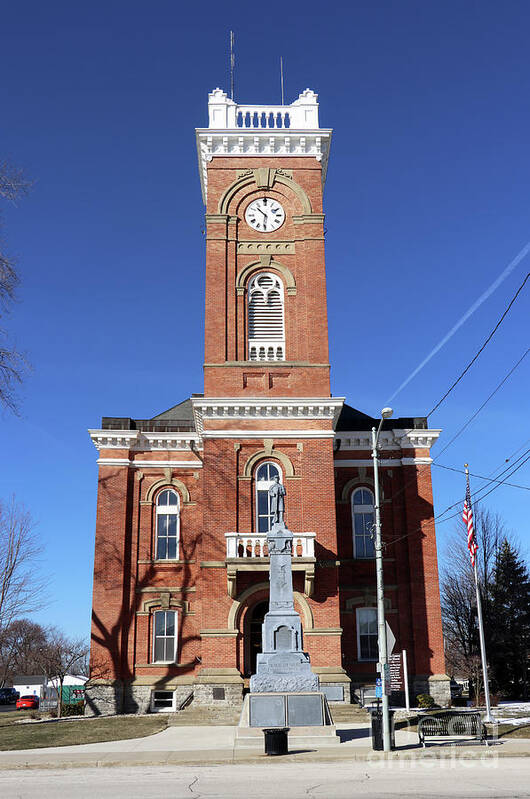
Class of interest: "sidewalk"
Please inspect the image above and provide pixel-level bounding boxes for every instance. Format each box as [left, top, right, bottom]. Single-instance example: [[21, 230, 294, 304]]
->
[[1, 722, 529, 770]]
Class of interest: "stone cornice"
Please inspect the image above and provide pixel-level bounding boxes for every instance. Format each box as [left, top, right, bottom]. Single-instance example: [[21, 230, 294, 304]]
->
[[196, 128, 332, 204], [334, 428, 441, 452], [88, 429, 203, 452], [192, 396, 344, 434]]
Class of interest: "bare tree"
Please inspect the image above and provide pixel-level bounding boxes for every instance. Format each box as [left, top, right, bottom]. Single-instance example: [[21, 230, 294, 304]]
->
[[0, 160, 32, 413], [0, 497, 45, 645], [38, 629, 89, 717], [0, 619, 47, 687]]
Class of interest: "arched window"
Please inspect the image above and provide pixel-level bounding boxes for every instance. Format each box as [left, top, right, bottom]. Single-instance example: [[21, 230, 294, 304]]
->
[[352, 487, 375, 559], [156, 489, 180, 560], [248, 272, 285, 361], [255, 461, 282, 533]]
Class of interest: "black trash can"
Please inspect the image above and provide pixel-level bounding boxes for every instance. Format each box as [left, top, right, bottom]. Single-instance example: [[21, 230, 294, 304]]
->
[[263, 727, 289, 756], [370, 708, 395, 751]]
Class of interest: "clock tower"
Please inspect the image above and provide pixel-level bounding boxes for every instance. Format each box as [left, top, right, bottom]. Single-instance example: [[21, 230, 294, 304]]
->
[[192, 88, 349, 703]]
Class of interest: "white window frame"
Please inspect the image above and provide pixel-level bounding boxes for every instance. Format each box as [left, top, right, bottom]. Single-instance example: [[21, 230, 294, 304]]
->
[[247, 272, 285, 362], [155, 489, 180, 560], [150, 690, 176, 712], [255, 461, 282, 534], [152, 610, 178, 664], [351, 487, 375, 559], [356, 607, 378, 662]]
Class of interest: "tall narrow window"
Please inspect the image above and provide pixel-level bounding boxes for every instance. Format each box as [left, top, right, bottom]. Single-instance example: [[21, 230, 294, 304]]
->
[[156, 489, 179, 560], [352, 488, 375, 558], [248, 273, 285, 361], [255, 462, 282, 533], [356, 608, 378, 661], [152, 610, 177, 663]]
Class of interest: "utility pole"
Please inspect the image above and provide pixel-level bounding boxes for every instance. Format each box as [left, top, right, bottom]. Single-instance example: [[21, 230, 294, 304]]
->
[[372, 407, 393, 752]]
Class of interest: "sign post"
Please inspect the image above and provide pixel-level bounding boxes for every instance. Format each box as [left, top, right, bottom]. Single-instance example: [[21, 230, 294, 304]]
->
[[402, 650, 410, 711]]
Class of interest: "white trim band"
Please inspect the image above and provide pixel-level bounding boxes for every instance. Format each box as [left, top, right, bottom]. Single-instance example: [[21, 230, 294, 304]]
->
[[97, 459, 203, 468], [334, 457, 433, 467]]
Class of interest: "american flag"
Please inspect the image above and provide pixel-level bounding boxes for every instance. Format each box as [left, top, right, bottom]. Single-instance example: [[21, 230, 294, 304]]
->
[[463, 475, 478, 568]]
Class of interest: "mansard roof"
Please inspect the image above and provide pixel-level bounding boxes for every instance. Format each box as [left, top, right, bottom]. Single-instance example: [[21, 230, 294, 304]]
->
[[101, 396, 200, 433], [336, 403, 428, 432]]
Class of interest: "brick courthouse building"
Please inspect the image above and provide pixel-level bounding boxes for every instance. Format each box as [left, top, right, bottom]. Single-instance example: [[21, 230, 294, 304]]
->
[[86, 89, 450, 715]]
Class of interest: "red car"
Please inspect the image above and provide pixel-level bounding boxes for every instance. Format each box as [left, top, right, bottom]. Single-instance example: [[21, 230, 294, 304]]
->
[[16, 695, 39, 710]]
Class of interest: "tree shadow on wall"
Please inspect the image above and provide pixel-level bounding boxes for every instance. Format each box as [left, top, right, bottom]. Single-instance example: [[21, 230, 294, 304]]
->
[[86, 472, 200, 716]]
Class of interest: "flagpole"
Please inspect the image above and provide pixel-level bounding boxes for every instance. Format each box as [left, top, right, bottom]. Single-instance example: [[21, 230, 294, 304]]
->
[[465, 464, 494, 723]]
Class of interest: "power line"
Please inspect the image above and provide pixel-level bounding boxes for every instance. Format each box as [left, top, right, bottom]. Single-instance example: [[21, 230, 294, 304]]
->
[[487, 437, 530, 480], [383, 448, 530, 547], [427, 271, 529, 417], [433, 449, 530, 524], [384, 450, 530, 551], [433, 348, 529, 460], [432, 462, 530, 491]]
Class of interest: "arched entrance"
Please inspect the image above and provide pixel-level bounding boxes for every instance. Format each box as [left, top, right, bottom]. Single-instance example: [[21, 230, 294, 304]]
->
[[246, 600, 268, 676]]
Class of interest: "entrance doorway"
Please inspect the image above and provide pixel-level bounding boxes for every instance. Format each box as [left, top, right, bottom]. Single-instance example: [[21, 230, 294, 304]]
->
[[247, 600, 268, 676]]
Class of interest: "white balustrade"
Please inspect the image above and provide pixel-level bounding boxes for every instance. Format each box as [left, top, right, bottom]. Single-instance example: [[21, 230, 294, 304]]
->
[[207, 88, 320, 130], [225, 532, 315, 559]]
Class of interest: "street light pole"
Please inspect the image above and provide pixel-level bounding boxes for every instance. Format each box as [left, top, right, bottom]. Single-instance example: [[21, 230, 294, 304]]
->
[[372, 406, 393, 752]]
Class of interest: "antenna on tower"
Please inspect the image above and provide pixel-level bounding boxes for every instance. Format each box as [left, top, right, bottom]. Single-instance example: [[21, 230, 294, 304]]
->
[[280, 56, 285, 105], [229, 31, 235, 100]]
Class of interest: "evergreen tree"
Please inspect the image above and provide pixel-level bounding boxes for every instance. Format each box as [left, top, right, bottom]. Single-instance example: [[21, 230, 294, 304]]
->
[[490, 540, 530, 699]]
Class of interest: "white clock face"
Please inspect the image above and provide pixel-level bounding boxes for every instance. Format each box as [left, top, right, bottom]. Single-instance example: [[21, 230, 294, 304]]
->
[[245, 197, 285, 232]]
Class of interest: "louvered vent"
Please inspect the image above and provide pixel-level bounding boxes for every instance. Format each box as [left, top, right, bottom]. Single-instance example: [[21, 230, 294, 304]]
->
[[248, 273, 285, 361]]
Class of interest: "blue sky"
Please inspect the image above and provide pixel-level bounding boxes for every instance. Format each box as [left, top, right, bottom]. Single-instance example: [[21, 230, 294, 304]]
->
[[2, 1, 529, 640]]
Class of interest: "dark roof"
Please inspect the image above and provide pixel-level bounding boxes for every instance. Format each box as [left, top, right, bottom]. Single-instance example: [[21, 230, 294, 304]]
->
[[336, 403, 428, 432], [12, 675, 47, 685], [102, 397, 198, 433]]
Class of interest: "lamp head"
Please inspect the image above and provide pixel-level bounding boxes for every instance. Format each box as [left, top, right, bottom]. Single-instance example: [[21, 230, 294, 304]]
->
[[381, 407, 393, 419]]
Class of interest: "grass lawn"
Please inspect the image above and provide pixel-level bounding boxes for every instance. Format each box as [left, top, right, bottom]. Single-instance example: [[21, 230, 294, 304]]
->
[[494, 724, 530, 739], [0, 714, 168, 751]]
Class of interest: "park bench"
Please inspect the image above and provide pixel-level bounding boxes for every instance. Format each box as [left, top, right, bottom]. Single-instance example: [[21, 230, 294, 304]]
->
[[418, 711, 488, 747]]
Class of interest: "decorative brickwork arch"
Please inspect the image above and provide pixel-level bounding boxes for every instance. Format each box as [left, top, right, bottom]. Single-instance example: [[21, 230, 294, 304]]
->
[[218, 172, 312, 216], [144, 477, 190, 504], [227, 581, 314, 633], [340, 476, 376, 502], [142, 597, 188, 613], [236, 259, 296, 295], [243, 448, 295, 479]]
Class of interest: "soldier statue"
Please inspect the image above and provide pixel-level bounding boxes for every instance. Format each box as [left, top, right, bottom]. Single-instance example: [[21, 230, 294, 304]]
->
[[268, 475, 286, 525]]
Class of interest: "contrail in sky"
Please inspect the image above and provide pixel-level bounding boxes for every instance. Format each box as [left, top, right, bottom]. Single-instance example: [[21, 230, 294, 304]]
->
[[386, 241, 530, 404]]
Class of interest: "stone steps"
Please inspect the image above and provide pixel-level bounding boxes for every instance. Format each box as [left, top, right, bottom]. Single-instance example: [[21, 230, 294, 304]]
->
[[164, 702, 368, 727]]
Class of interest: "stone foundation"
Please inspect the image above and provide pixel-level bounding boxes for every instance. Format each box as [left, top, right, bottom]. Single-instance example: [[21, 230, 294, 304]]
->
[[192, 683, 243, 706], [413, 674, 451, 707], [84, 682, 124, 716]]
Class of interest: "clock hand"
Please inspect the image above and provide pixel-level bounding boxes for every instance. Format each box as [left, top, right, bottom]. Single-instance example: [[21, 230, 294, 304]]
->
[[259, 207, 268, 230]]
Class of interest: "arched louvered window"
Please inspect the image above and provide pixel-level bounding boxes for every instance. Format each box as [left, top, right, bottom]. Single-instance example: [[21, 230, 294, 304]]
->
[[248, 272, 285, 361]]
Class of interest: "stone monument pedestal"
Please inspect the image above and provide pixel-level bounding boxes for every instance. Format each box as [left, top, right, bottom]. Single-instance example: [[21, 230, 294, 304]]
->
[[235, 691, 340, 749]]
